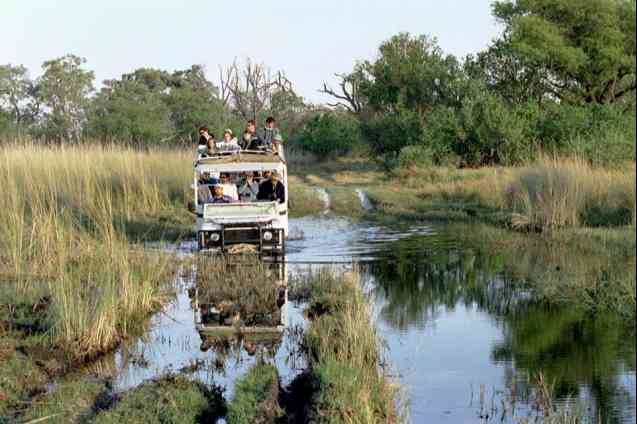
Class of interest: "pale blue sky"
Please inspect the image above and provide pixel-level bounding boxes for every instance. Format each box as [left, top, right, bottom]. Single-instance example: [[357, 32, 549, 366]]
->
[[1, 1, 501, 103]]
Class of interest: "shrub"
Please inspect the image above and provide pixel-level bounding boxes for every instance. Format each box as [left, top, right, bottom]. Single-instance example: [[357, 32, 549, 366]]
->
[[295, 112, 361, 157], [361, 108, 423, 157], [397, 145, 436, 168]]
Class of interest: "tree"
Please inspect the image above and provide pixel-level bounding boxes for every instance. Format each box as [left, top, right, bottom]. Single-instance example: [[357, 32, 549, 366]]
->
[[39, 54, 94, 141], [0, 64, 40, 132], [89, 65, 228, 144], [493, 0, 636, 105], [319, 66, 366, 113], [464, 37, 549, 105], [88, 78, 173, 144], [359, 33, 464, 115], [219, 59, 296, 121]]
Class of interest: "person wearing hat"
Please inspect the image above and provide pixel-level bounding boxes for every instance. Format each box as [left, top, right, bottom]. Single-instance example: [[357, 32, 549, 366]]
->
[[257, 170, 285, 204], [210, 183, 234, 204], [216, 129, 240, 152]]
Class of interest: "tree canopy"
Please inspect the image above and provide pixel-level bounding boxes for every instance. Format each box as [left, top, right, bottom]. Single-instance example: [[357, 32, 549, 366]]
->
[[493, 0, 636, 104]]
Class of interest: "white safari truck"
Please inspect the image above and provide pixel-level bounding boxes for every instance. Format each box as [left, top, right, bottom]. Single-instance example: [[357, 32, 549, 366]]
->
[[193, 150, 288, 255]]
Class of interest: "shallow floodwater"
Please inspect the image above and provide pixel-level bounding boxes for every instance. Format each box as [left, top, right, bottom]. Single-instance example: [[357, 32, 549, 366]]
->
[[106, 215, 635, 423]]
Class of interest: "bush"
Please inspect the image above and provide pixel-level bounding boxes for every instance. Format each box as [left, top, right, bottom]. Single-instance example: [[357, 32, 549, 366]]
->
[[361, 108, 423, 157], [295, 112, 361, 157], [397, 145, 436, 168], [424, 93, 536, 166]]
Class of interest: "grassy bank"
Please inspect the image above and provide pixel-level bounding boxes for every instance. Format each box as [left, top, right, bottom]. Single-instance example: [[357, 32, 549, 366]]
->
[[290, 155, 636, 239], [0, 144, 191, 419], [301, 269, 400, 424], [92, 375, 225, 424], [226, 363, 282, 424]]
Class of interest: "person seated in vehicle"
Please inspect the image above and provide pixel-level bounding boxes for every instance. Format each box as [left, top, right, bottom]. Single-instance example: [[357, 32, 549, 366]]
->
[[245, 120, 265, 151], [219, 173, 239, 201], [197, 185, 213, 204], [198, 171, 219, 185], [216, 129, 240, 152], [197, 126, 214, 156], [209, 184, 235, 204], [257, 171, 285, 203], [238, 172, 259, 202]]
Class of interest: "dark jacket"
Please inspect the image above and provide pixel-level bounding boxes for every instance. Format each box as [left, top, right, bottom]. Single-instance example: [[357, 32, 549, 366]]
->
[[257, 180, 285, 203], [247, 134, 265, 151], [209, 195, 234, 204]]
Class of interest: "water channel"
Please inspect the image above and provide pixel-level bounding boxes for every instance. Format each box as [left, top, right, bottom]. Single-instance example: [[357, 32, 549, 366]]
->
[[102, 215, 635, 423]]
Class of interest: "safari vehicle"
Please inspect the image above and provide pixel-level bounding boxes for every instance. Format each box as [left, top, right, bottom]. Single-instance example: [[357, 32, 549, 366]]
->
[[193, 149, 288, 255]]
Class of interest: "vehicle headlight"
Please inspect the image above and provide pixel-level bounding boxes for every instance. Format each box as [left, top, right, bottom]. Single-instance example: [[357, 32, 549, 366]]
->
[[263, 231, 273, 241], [210, 233, 220, 242]]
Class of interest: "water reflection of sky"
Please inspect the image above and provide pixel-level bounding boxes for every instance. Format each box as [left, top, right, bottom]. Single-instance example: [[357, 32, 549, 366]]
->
[[109, 216, 634, 424]]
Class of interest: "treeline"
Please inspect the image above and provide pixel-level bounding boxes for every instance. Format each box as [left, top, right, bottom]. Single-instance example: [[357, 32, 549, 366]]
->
[[303, 0, 637, 167], [1, 0, 635, 167], [0, 57, 312, 146]]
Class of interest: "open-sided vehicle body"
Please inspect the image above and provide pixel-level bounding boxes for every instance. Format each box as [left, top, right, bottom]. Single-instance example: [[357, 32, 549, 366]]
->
[[193, 150, 288, 254]]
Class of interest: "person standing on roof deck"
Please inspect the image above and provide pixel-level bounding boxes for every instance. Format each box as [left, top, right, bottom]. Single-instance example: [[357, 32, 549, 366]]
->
[[257, 171, 285, 203], [260, 116, 280, 150]]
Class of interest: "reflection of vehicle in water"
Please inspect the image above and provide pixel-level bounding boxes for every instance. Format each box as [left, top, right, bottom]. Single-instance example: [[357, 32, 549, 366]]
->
[[192, 149, 288, 254], [191, 260, 288, 355]]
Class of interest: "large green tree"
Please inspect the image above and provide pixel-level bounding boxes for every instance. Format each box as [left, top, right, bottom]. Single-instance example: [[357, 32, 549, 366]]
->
[[39, 55, 94, 141], [493, 0, 636, 105], [89, 66, 229, 144], [360, 33, 464, 115]]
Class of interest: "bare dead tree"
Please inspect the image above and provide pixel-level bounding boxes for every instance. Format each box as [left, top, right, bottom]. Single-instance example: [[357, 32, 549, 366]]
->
[[319, 72, 363, 113], [219, 58, 296, 121]]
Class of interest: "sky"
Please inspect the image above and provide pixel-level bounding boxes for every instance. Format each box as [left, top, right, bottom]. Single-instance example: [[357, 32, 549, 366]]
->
[[1, 1, 502, 104]]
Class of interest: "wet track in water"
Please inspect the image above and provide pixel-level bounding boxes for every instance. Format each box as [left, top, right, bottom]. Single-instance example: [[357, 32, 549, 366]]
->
[[99, 215, 635, 424]]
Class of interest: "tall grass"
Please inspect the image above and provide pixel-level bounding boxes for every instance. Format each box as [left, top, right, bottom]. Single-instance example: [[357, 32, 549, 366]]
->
[[0, 143, 191, 359], [505, 158, 636, 231], [302, 269, 401, 424]]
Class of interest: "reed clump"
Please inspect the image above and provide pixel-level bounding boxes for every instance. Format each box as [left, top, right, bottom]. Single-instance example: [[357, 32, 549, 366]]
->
[[0, 143, 186, 360], [504, 158, 636, 231], [302, 268, 400, 424]]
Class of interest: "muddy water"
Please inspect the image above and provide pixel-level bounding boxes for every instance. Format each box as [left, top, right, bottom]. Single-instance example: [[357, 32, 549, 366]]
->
[[110, 216, 635, 423]]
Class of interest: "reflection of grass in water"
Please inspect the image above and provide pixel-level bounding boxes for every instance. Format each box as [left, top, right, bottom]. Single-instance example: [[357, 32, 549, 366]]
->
[[473, 373, 585, 424], [368, 222, 634, 423], [196, 257, 283, 327]]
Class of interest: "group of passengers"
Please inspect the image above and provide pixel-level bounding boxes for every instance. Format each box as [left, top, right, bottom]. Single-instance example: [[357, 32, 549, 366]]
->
[[197, 170, 285, 205], [197, 117, 283, 158]]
